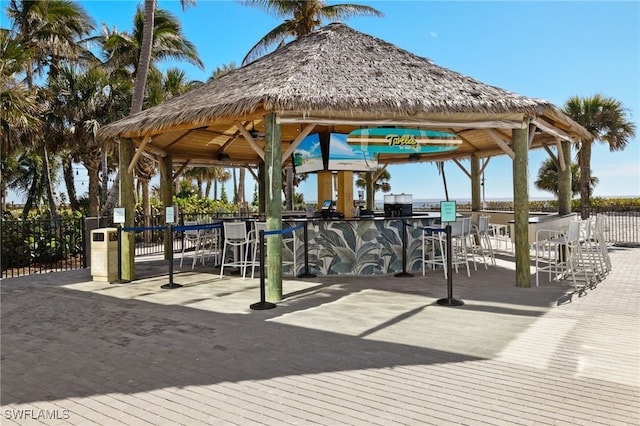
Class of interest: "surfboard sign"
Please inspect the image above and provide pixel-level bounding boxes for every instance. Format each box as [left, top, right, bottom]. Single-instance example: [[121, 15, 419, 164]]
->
[[347, 128, 461, 154]]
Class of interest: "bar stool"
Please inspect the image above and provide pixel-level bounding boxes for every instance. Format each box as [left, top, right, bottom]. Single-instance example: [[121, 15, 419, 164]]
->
[[422, 223, 470, 278], [535, 227, 567, 286], [247, 221, 267, 279], [220, 221, 251, 278], [422, 226, 447, 277], [450, 218, 472, 276], [470, 215, 495, 267], [282, 223, 298, 276]]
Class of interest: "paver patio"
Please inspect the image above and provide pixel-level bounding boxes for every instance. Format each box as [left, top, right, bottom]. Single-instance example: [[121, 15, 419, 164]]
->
[[1, 246, 638, 425]]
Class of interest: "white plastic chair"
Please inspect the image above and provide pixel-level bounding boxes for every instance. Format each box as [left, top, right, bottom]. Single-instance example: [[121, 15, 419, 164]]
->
[[430, 219, 471, 277], [247, 222, 298, 278], [536, 220, 595, 292], [451, 217, 472, 276], [489, 223, 512, 253], [282, 223, 298, 276], [422, 226, 447, 277], [594, 214, 612, 272], [197, 222, 221, 267], [470, 215, 495, 267], [179, 220, 210, 269], [535, 227, 568, 287], [247, 221, 267, 279], [219, 221, 251, 278]]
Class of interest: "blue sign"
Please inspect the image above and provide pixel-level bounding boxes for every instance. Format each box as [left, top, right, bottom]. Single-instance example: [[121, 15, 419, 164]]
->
[[347, 128, 461, 154], [440, 201, 457, 223]]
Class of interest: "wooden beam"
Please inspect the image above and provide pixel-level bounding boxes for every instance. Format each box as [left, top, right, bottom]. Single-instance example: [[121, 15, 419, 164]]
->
[[245, 166, 259, 181], [119, 138, 135, 282], [264, 113, 283, 301], [281, 123, 315, 162], [127, 134, 152, 174], [111, 114, 266, 139], [234, 121, 265, 161], [453, 159, 471, 179], [512, 127, 530, 288], [373, 164, 388, 181], [531, 118, 575, 144], [485, 129, 515, 159], [471, 156, 481, 211], [542, 144, 560, 169], [278, 115, 525, 129], [479, 157, 491, 175], [160, 153, 173, 261], [556, 139, 566, 172], [173, 160, 190, 181], [528, 124, 536, 148], [558, 140, 572, 215]]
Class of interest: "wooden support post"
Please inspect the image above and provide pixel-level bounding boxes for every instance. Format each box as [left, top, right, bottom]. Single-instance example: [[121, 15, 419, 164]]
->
[[317, 171, 333, 208], [160, 153, 173, 261], [119, 137, 136, 282], [365, 173, 374, 211], [337, 171, 354, 218], [557, 140, 572, 215], [258, 163, 265, 215], [512, 127, 530, 288], [264, 113, 283, 302], [471, 156, 481, 211]]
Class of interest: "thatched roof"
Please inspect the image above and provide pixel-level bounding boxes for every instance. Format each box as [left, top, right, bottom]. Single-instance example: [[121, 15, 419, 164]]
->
[[98, 23, 590, 167]]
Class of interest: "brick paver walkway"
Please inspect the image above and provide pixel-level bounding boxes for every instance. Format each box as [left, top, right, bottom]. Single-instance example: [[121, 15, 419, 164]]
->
[[1, 247, 638, 425]]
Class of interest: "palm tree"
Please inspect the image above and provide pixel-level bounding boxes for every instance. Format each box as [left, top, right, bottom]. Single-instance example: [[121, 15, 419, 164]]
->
[[562, 94, 636, 218], [46, 64, 130, 215], [213, 168, 232, 200], [240, 0, 383, 65], [0, 28, 42, 156], [130, 1, 199, 114], [436, 161, 449, 201], [100, 2, 202, 217], [355, 167, 391, 194], [535, 158, 598, 197], [8, 149, 59, 218], [0, 29, 43, 210], [6, 0, 95, 218], [184, 167, 207, 198]]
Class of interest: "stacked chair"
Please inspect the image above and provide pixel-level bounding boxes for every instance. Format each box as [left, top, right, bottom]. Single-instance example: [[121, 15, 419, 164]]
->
[[535, 217, 611, 293], [470, 215, 496, 267]]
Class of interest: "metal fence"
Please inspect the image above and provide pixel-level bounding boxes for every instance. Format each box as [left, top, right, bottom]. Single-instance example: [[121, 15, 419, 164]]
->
[[1, 217, 85, 278], [2, 206, 638, 278], [593, 207, 640, 247]]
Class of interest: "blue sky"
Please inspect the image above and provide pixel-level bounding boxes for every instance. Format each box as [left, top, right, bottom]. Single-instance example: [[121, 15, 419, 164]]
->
[[4, 0, 639, 203]]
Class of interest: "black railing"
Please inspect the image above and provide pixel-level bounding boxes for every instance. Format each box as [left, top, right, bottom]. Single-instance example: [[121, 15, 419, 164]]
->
[[3, 205, 638, 278], [1, 217, 85, 278], [593, 206, 640, 247]]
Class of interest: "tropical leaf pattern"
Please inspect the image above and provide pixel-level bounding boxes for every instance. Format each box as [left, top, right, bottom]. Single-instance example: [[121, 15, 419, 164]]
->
[[285, 218, 438, 275]]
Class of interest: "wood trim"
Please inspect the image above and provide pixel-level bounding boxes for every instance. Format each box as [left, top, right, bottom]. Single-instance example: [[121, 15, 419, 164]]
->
[[281, 123, 316, 162], [484, 129, 515, 159], [127, 134, 152, 174], [234, 120, 265, 161], [453, 159, 471, 179]]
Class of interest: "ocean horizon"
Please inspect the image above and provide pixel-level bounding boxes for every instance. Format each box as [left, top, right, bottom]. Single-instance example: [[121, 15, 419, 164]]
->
[[307, 195, 638, 208]]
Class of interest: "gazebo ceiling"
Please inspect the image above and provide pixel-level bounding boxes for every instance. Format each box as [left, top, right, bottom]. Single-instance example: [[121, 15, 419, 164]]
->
[[98, 23, 590, 168]]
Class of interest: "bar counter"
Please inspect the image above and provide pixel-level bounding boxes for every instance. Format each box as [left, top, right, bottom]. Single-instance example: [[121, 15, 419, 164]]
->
[[283, 215, 440, 276]]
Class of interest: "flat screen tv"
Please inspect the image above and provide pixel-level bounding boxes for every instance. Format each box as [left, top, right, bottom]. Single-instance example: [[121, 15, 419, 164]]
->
[[293, 133, 378, 174]]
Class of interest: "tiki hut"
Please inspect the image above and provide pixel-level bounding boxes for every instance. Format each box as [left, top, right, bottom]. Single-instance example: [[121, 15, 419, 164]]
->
[[98, 23, 590, 292]]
